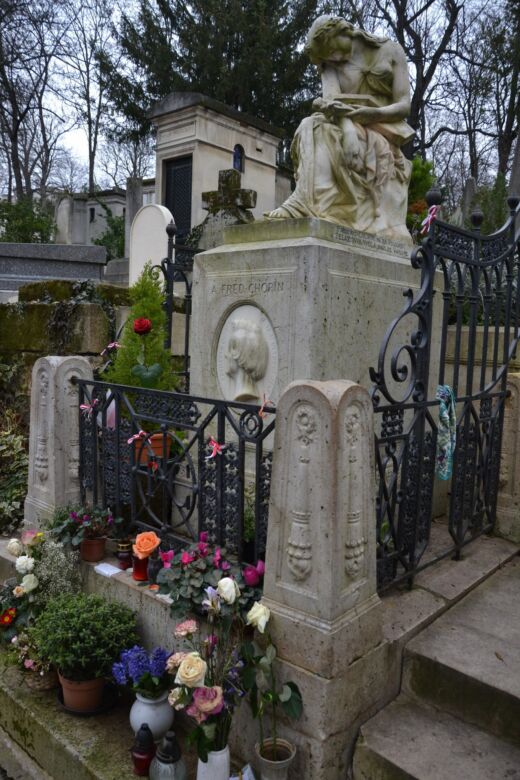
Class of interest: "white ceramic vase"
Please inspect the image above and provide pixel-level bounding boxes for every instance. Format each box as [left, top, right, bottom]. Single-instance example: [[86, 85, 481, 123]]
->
[[196, 744, 230, 780], [129, 690, 174, 741]]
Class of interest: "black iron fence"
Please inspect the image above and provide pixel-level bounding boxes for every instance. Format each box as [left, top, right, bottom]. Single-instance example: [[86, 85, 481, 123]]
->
[[78, 379, 275, 562], [370, 191, 520, 590]]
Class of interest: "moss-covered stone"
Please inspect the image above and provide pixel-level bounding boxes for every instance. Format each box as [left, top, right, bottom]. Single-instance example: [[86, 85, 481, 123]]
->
[[18, 280, 76, 303], [0, 302, 110, 354], [95, 284, 131, 306]]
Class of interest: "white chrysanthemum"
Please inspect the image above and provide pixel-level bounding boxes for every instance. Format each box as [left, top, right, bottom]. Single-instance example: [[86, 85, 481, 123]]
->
[[15, 555, 35, 575]]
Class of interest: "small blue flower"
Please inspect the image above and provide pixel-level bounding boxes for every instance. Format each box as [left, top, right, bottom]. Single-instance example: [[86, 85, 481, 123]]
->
[[149, 647, 169, 678], [112, 661, 127, 686]]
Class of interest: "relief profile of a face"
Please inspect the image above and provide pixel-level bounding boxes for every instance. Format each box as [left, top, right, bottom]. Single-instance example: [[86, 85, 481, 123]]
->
[[224, 319, 269, 402]]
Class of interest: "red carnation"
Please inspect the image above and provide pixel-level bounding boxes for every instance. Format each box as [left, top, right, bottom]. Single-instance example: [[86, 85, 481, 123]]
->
[[133, 318, 152, 335]]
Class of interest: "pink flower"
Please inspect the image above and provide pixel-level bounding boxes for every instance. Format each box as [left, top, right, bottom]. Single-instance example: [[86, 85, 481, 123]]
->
[[20, 530, 37, 545], [192, 686, 224, 717], [256, 560, 265, 576], [197, 541, 209, 557], [213, 548, 222, 568], [24, 659, 35, 669], [166, 652, 188, 672], [221, 561, 231, 571], [160, 550, 174, 569], [181, 550, 195, 566], [186, 702, 208, 724], [243, 565, 261, 587], [174, 619, 198, 638], [199, 532, 208, 543]]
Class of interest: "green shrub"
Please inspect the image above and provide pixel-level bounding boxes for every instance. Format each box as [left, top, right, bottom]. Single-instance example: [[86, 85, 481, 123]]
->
[[103, 262, 176, 390], [0, 198, 54, 243], [33, 593, 137, 681], [93, 202, 125, 261], [0, 408, 28, 533]]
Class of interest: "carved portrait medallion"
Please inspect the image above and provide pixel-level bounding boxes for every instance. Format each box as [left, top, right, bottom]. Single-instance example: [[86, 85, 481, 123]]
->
[[216, 305, 278, 403]]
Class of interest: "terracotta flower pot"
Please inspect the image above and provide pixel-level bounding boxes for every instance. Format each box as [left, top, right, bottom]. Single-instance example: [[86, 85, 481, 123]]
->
[[138, 432, 169, 464], [58, 673, 105, 712], [255, 739, 296, 780], [80, 537, 106, 562]]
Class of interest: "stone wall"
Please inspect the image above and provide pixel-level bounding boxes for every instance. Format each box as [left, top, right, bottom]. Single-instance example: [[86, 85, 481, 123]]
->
[[0, 243, 106, 302]]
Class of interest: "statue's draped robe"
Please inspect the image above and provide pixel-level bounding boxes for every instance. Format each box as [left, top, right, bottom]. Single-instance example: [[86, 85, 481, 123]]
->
[[271, 60, 413, 240]]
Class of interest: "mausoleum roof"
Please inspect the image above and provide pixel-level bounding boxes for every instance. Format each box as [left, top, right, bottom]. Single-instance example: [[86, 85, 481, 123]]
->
[[150, 91, 284, 138]]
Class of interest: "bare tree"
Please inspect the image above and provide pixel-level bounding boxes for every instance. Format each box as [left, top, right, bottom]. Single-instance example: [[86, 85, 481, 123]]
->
[[98, 133, 154, 189], [60, 0, 118, 193]]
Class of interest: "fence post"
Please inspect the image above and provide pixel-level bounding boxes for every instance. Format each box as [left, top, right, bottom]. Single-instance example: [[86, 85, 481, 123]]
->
[[257, 379, 383, 779], [24, 356, 93, 527]]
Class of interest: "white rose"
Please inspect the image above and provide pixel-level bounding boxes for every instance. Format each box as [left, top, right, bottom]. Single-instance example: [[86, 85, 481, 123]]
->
[[246, 601, 270, 634], [15, 555, 35, 575], [168, 687, 185, 710], [175, 652, 207, 688], [216, 577, 240, 605], [7, 539, 23, 557], [20, 574, 38, 593]]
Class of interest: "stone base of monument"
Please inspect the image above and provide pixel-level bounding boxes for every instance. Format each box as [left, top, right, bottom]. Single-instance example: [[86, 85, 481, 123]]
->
[[191, 217, 430, 404]]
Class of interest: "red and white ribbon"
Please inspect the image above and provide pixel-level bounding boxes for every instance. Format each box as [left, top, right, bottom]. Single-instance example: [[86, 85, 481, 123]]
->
[[100, 341, 121, 356], [127, 430, 148, 445], [205, 436, 226, 460], [80, 399, 98, 417], [258, 393, 275, 419], [421, 205, 439, 235]]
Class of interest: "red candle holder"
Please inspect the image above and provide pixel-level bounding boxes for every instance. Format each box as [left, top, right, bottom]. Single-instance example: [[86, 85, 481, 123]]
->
[[132, 555, 149, 581]]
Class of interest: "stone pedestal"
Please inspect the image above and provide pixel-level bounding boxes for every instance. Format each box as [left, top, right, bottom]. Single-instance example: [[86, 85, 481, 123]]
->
[[496, 372, 520, 543], [234, 379, 384, 779], [191, 218, 425, 404], [24, 356, 93, 526]]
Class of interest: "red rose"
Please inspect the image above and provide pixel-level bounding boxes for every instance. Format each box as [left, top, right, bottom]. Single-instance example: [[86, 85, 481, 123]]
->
[[133, 318, 152, 335]]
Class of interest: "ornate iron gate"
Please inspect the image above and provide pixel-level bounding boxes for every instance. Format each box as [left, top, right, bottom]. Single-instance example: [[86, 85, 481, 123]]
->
[[370, 191, 520, 590]]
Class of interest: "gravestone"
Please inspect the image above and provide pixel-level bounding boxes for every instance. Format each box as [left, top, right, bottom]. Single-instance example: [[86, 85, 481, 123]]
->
[[129, 204, 174, 285], [24, 356, 93, 526]]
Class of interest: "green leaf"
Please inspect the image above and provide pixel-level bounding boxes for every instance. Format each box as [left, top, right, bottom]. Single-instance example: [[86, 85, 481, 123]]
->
[[265, 644, 276, 664], [280, 682, 303, 720]]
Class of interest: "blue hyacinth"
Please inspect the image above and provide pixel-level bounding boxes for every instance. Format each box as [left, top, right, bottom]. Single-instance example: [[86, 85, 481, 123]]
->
[[113, 644, 170, 687]]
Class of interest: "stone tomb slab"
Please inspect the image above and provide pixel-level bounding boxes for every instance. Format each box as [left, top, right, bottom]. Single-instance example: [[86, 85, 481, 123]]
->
[[191, 217, 437, 404]]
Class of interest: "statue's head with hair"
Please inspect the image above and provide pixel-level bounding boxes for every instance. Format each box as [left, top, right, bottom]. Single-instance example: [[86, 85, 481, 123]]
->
[[226, 319, 268, 383], [305, 15, 386, 64]]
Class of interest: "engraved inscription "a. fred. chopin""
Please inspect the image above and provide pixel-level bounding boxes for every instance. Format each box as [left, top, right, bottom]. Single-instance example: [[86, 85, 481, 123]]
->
[[211, 279, 285, 297]]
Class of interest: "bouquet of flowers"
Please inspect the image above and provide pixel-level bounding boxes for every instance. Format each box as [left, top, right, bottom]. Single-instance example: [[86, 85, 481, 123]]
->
[[112, 645, 172, 698], [1, 533, 81, 644], [156, 533, 264, 618], [167, 577, 247, 762]]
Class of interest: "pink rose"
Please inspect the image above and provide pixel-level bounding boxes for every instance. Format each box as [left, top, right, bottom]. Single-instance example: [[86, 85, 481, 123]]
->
[[243, 565, 260, 587], [192, 686, 224, 718], [160, 550, 174, 569], [186, 702, 207, 724], [181, 550, 195, 565]]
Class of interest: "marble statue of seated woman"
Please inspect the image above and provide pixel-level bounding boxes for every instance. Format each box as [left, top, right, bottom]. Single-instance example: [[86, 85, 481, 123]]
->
[[266, 16, 414, 242]]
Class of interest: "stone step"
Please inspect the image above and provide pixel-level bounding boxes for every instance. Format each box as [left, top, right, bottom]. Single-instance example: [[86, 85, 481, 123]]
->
[[403, 557, 520, 745], [352, 696, 520, 780]]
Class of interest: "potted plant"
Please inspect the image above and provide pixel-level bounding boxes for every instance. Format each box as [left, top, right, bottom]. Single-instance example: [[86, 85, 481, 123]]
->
[[113, 644, 174, 740], [33, 593, 137, 712], [49, 505, 123, 562], [242, 603, 303, 780], [166, 578, 248, 780]]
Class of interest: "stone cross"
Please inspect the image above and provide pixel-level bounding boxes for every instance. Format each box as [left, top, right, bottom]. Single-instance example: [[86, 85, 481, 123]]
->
[[201, 169, 256, 215]]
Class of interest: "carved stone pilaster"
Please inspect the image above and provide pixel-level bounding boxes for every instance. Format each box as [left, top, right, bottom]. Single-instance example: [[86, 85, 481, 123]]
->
[[25, 356, 93, 526], [286, 405, 316, 580]]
